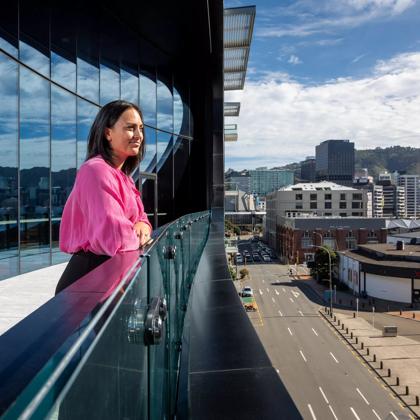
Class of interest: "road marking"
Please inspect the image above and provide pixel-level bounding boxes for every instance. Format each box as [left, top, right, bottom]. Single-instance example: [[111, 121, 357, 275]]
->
[[282, 288, 286, 293], [288, 327, 293, 336], [319, 387, 329, 404], [350, 407, 361, 420], [298, 310, 303, 316], [312, 328, 318, 336], [278, 310, 283, 316], [356, 388, 369, 405], [275, 289, 279, 295], [329, 405, 338, 420], [276, 368, 279, 374], [262, 279, 265, 283], [272, 297, 276, 303], [289, 297, 294, 303], [299, 350, 307, 362], [259, 289, 263, 295], [307, 404, 317, 420], [329, 352, 339, 363], [372, 409, 382, 420], [389, 412, 398, 420]]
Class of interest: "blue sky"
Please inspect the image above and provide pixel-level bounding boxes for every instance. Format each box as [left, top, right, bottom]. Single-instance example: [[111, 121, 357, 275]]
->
[[224, 0, 420, 170]]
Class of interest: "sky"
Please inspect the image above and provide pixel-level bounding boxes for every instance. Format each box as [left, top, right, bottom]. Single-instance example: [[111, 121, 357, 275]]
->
[[224, 0, 420, 170]]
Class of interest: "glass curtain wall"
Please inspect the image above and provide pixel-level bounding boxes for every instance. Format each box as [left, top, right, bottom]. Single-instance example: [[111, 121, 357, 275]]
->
[[0, 3, 193, 280]]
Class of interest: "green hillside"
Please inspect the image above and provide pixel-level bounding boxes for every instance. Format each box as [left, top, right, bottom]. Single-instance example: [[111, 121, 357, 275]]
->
[[356, 146, 420, 178]]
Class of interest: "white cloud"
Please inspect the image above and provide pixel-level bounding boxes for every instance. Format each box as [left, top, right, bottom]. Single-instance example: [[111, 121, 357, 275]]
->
[[352, 53, 367, 63], [288, 54, 303, 65], [225, 52, 420, 170]]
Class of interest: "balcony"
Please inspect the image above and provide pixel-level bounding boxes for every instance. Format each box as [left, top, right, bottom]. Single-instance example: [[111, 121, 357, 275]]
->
[[0, 211, 297, 419]]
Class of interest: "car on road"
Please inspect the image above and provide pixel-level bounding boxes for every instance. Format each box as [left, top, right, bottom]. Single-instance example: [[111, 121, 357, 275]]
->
[[240, 286, 253, 297], [262, 255, 271, 262]]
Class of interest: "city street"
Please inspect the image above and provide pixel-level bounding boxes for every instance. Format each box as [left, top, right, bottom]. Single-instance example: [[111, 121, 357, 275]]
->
[[240, 261, 412, 420]]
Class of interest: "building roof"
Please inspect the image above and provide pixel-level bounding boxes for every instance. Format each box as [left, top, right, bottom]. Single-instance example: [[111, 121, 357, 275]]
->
[[280, 217, 387, 230], [386, 219, 420, 230], [279, 181, 357, 191]]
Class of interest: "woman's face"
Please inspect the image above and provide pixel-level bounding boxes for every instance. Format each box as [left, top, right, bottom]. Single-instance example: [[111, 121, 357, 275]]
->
[[105, 108, 144, 164]]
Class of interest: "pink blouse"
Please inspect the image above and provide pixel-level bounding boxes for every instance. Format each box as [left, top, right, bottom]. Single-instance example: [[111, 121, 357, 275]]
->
[[59, 156, 152, 256]]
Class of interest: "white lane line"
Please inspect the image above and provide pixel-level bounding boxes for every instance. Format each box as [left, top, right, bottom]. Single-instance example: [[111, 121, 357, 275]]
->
[[298, 310, 304, 316], [266, 287, 270, 293], [262, 279, 265, 283], [275, 289, 279, 295], [307, 404, 317, 420], [272, 297, 276, 303], [329, 405, 338, 420], [288, 327, 293, 336], [329, 352, 339, 363], [356, 388, 370, 405], [259, 289, 263, 295], [350, 407, 361, 420], [389, 412, 399, 420], [319, 387, 329, 404], [289, 297, 294, 303], [278, 310, 283, 316], [312, 328, 318, 336], [282, 288, 286, 293], [372, 409, 382, 420], [299, 350, 307, 362]]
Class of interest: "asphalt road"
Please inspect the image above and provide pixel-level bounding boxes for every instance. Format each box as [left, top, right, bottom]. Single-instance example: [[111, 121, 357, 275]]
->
[[241, 261, 413, 420]]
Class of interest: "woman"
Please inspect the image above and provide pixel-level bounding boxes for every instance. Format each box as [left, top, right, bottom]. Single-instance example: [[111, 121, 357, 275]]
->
[[55, 100, 152, 295]]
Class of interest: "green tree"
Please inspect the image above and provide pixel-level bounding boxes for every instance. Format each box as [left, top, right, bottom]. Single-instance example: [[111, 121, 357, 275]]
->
[[310, 246, 338, 282]]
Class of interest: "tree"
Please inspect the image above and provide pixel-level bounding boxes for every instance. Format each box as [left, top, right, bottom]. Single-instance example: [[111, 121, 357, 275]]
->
[[310, 246, 338, 282], [239, 268, 249, 279]]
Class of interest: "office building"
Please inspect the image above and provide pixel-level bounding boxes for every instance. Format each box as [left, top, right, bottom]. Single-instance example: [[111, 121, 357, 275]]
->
[[316, 139, 355, 187], [398, 175, 420, 219], [225, 170, 251, 193], [300, 156, 316, 182], [249, 168, 294, 195], [377, 173, 406, 218]]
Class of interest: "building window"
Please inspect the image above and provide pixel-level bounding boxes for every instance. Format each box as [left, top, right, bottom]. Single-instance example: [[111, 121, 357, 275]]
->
[[310, 193, 317, 201], [340, 213, 347, 217], [296, 203, 302, 209], [339, 202, 347, 209], [310, 202, 317, 209], [352, 193, 363, 200], [325, 202, 332, 209], [352, 212, 362, 216], [325, 212, 332, 216], [340, 193, 346, 200], [325, 193, 332, 200], [352, 202, 362, 209], [296, 193, 303, 200], [346, 230, 357, 249]]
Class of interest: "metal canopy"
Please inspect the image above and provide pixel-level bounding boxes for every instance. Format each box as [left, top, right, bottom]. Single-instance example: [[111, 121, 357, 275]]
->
[[224, 124, 238, 142], [224, 6, 256, 91], [224, 102, 241, 117]]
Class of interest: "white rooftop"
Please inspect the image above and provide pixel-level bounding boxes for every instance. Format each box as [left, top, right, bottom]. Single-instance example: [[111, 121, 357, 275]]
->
[[280, 181, 357, 191]]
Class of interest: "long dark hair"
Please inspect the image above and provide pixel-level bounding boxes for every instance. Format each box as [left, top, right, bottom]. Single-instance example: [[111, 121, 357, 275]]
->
[[86, 100, 146, 175]]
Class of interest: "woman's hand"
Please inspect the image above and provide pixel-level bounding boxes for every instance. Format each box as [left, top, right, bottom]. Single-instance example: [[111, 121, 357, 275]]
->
[[133, 221, 152, 247]]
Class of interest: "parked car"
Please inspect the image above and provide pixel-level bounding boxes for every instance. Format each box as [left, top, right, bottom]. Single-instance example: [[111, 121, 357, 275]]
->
[[262, 255, 271, 262], [236, 255, 243, 264], [240, 286, 253, 297]]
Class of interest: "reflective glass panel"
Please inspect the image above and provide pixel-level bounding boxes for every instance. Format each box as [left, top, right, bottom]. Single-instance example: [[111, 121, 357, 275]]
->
[[51, 52, 76, 92], [174, 137, 191, 217], [19, 2, 50, 77], [157, 79, 173, 132], [19, 67, 50, 272], [157, 130, 172, 171], [0, 3, 18, 57], [121, 68, 139, 105], [100, 62, 120, 105], [77, 99, 99, 168], [157, 132, 173, 226], [77, 58, 99, 103], [51, 86, 76, 262], [140, 72, 156, 128], [141, 126, 157, 173], [140, 177, 156, 229], [173, 87, 183, 136], [0, 53, 18, 279]]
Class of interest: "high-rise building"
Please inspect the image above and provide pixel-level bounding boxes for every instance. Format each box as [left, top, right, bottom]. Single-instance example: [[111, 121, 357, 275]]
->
[[300, 156, 316, 182], [377, 173, 406, 218], [398, 175, 420, 218], [249, 168, 294, 195], [316, 139, 355, 187]]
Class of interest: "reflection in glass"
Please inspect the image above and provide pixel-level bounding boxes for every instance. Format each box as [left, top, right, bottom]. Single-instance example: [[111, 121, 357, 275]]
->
[[157, 132, 173, 226], [157, 131, 172, 172], [77, 99, 99, 168], [173, 88, 183, 136], [0, 3, 18, 57], [0, 53, 18, 279], [51, 51, 76, 92], [121, 68, 139, 105], [19, 41, 50, 77], [157, 79, 173, 132], [77, 58, 99, 103], [140, 73, 156, 128], [19, 67, 50, 272], [100, 63, 120, 105], [141, 127, 157, 173], [51, 86, 76, 261]]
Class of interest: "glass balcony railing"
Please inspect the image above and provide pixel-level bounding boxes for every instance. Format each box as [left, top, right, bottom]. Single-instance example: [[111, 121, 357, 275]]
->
[[0, 211, 210, 420]]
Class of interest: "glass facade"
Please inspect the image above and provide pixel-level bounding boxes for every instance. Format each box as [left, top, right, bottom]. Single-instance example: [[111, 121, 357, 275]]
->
[[0, 4, 194, 280]]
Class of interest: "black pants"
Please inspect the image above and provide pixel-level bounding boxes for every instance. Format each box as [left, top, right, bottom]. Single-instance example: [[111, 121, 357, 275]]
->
[[55, 251, 111, 295]]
